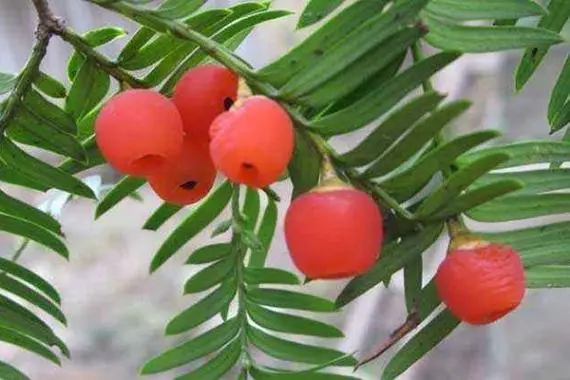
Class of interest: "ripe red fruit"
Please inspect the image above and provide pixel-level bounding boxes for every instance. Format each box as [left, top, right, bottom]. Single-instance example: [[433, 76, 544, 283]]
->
[[284, 186, 383, 279], [209, 96, 294, 188], [435, 243, 526, 325], [172, 64, 239, 140], [96, 89, 184, 177], [148, 137, 216, 206]]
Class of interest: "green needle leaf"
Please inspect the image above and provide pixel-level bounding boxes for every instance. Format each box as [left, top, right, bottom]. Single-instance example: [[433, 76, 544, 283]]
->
[[415, 153, 510, 219], [297, 0, 346, 29], [259, 0, 391, 86], [187, 243, 232, 265], [0, 326, 61, 365], [281, 0, 429, 101], [250, 367, 359, 380], [337, 223, 444, 307], [340, 92, 445, 167], [174, 338, 241, 380], [468, 193, 570, 222], [244, 268, 300, 286], [364, 101, 472, 179], [0, 72, 16, 95], [249, 198, 278, 268], [458, 140, 570, 168], [425, 0, 545, 21], [248, 327, 356, 366], [141, 318, 240, 374], [0, 258, 60, 304], [548, 56, 570, 124], [34, 72, 67, 98], [96, 176, 146, 218], [381, 130, 500, 200], [288, 130, 321, 198], [382, 310, 460, 380], [0, 189, 62, 236], [431, 179, 523, 220], [151, 181, 232, 272], [526, 266, 570, 288], [247, 288, 336, 312], [247, 302, 343, 338], [0, 307, 68, 358], [166, 279, 237, 335], [424, 16, 563, 53], [0, 360, 30, 380], [0, 274, 66, 324], [0, 214, 68, 259], [515, 0, 570, 91], [310, 52, 460, 136], [184, 257, 235, 294], [0, 139, 95, 199], [143, 202, 183, 231]]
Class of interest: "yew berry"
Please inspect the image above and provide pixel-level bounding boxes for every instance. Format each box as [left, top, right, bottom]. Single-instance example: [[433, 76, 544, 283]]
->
[[148, 136, 216, 206], [172, 64, 239, 140], [284, 185, 383, 279], [96, 89, 184, 177], [435, 243, 526, 325], [209, 96, 294, 188]]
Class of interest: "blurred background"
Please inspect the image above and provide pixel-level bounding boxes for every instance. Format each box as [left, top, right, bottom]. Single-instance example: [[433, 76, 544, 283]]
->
[[0, 0, 569, 379]]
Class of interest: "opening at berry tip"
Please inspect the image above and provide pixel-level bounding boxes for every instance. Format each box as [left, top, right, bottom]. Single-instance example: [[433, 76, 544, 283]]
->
[[180, 180, 198, 190], [223, 97, 234, 110], [239, 162, 259, 184]]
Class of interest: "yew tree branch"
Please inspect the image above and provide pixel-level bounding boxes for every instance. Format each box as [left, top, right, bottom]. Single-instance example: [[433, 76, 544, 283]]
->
[[55, 28, 145, 88], [33, 0, 143, 88], [0, 0, 56, 132], [87, 0, 416, 222], [356, 309, 421, 369]]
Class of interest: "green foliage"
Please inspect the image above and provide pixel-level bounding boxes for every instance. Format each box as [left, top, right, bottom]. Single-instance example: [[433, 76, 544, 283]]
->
[[297, 0, 346, 29], [141, 186, 354, 378], [0, 0, 568, 378]]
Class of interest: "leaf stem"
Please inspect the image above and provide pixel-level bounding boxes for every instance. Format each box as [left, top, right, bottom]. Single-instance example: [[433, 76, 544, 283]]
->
[[309, 132, 416, 221], [411, 41, 434, 93], [412, 41, 464, 228], [0, 15, 51, 132], [30, 0, 145, 90], [11, 239, 31, 263], [230, 183, 254, 373], [356, 309, 420, 368], [55, 28, 145, 88], [89, 0, 278, 95]]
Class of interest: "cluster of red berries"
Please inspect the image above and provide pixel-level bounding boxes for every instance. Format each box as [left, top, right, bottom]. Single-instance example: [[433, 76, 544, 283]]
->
[[96, 64, 526, 326], [95, 64, 295, 205]]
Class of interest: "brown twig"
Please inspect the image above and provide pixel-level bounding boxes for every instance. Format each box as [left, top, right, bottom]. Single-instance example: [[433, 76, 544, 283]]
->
[[55, 27, 145, 88], [31, 0, 63, 33], [356, 309, 421, 369], [32, 0, 143, 88], [0, 0, 57, 132]]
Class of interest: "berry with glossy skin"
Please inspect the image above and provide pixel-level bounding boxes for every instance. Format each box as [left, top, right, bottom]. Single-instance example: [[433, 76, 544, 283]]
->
[[284, 185, 383, 279], [148, 137, 216, 206], [209, 96, 294, 188], [435, 243, 526, 325], [96, 89, 184, 177], [172, 64, 239, 140]]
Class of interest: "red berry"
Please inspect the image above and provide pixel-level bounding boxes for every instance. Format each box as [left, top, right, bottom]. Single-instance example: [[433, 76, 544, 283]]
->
[[435, 243, 526, 325], [209, 96, 294, 188], [148, 137, 216, 206], [172, 64, 238, 140], [96, 89, 184, 177], [284, 186, 383, 279]]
